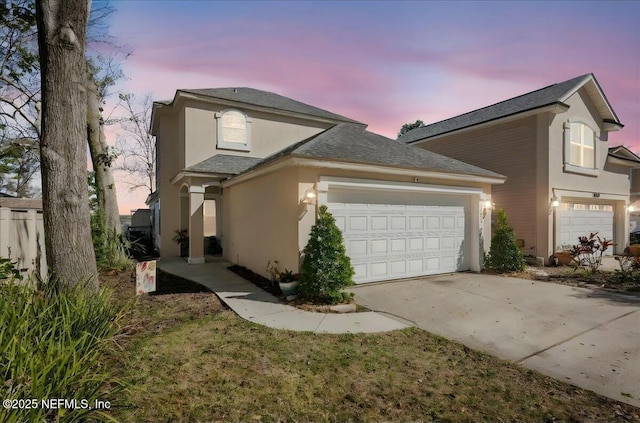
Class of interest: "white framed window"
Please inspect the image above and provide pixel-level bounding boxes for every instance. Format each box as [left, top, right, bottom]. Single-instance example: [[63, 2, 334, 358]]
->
[[569, 123, 595, 168], [216, 110, 251, 151], [563, 121, 598, 176]]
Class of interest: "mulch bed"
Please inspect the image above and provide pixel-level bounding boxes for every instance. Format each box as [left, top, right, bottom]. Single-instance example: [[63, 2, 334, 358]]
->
[[227, 264, 364, 312], [227, 264, 282, 296], [488, 265, 640, 294]]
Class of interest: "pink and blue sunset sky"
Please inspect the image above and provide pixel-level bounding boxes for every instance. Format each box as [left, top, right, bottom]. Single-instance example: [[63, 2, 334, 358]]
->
[[105, 1, 640, 213]]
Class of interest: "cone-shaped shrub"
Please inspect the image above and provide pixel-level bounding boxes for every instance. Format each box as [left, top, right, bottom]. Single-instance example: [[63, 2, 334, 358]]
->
[[299, 205, 354, 304], [485, 209, 526, 273]]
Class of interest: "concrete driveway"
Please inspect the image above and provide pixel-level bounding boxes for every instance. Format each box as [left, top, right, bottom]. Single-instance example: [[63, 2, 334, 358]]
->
[[350, 273, 640, 408]]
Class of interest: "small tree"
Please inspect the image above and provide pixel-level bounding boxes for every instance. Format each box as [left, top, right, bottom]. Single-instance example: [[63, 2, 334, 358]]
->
[[485, 209, 526, 273], [398, 119, 425, 138], [299, 205, 354, 304]]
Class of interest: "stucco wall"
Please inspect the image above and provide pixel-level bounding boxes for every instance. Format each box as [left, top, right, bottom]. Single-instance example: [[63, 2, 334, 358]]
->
[[183, 100, 332, 167], [157, 110, 183, 257], [222, 166, 299, 279], [223, 163, 494, 279]]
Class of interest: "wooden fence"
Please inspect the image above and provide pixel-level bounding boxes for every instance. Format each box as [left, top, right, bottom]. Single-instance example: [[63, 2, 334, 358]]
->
[[0, 198, 47, 280]]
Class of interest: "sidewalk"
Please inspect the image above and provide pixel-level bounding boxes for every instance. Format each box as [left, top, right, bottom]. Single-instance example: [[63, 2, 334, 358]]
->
[[157, 256, 410, 334]]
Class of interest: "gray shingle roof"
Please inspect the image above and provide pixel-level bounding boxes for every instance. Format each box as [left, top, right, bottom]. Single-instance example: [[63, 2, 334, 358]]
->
[[178, 87, 363, 124], [242, 124, 504, 179], [185, 154, 263, 175], [400, 73, 615, 144]]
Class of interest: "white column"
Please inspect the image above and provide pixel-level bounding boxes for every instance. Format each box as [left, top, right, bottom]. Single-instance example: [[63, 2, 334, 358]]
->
[[188, 185, 205, 264]]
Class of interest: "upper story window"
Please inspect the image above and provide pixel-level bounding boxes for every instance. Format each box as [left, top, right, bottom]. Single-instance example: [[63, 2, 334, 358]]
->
[[216, 110, 251, 151], [563, 121, 598, 176], [569, 123, 595, 168]]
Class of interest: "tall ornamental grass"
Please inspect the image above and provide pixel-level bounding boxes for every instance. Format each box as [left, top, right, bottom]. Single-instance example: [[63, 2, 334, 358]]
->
[[0, 277, 125, 423]]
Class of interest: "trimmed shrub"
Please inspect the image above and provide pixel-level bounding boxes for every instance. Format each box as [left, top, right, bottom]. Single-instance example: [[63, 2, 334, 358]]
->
[[485, 209, 526, 273], [299, 205, 354, 304]]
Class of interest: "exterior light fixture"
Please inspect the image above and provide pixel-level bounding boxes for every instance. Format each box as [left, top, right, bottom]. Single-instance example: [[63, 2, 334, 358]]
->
[[302, 187, 317, 205], [628, 205, 635, 213], [551, 196, 560, 208]]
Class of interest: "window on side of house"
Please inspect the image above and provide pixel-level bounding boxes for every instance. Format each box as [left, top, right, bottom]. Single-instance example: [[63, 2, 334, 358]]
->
[[568, 122, 595, 168], [216, 110, 251, 151]]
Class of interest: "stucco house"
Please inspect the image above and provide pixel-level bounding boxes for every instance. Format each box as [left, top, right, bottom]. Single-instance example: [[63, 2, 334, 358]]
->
[[148, 88, 505, 283], [400, 73, 639, 263]]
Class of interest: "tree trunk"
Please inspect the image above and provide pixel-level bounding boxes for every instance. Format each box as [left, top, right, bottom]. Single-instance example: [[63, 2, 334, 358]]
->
[[87, 70, 121, 236], [36, 0, 97, 289]]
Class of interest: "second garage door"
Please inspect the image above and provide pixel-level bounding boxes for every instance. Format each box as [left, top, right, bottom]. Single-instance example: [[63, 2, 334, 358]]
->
[[327, 189, 469, 284], [558, 203, 614, 256]]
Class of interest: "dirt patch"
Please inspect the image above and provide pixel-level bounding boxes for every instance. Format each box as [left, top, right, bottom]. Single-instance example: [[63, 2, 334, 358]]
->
[[100, 269, 226, 339]]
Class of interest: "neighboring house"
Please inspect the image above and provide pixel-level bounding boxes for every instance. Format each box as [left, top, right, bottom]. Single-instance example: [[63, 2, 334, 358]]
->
[[0, 196, 47, 279], [400, 73, 639, 262], [149, 88, 505, 283]]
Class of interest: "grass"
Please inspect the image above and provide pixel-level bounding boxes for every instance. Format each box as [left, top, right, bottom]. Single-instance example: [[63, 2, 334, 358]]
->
[[104, 272, 640, 422]]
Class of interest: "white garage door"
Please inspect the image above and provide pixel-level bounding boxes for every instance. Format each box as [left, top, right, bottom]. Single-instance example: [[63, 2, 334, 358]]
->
[[558, 203, 614, 256], [327, 190, 468, 284]]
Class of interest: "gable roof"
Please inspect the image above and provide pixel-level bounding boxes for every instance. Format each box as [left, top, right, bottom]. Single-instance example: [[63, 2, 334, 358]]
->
[[241, 123, 504, 180], [400, 73, 623, 144], [608, 146, 640, 167], [178, 87, 363, 125]]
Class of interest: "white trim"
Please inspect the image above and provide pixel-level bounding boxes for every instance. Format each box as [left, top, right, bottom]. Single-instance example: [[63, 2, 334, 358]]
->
[[553, 189, 628, 202], [559, 76, 618, 123], [189, 185, 205, 194], [558, 75, 591, 103], [294, 158, 506, 185], [171, 171, 230, 185], [222, 156, 506, 189], [317, 176, 484, 196], [409, 103, 568, 146]]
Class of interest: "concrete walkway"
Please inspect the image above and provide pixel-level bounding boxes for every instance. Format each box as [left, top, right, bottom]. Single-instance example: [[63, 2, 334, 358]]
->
[[157, 256, 409, 334], [352, 272, 640, 408]]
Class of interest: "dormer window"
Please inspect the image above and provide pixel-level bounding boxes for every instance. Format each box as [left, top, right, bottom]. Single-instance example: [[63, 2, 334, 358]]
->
[[216, 110, 251, 151], [563, 121, 598, 176]]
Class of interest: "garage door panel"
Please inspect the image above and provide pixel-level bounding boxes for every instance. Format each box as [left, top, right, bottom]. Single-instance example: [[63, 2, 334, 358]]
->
[[348, 216, 367, 231], [390, 260, 406, 275], [370, 216, 388, 230], [390, 239, 406, 252], [349, 240, 367, 256], [409, 216, 424, 230], [409, 238, 423, 251], [390, 216, 406, 230], [427, 217, 440, 229], [370, 239, 388, 254]]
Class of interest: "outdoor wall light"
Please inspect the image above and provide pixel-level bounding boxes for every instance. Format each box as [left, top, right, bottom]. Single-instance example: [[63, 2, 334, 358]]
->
[[302, 187, 317, 205], [481, 198, 494, 219], [628, 205, 635, 213], [551, 196, 560, 208]]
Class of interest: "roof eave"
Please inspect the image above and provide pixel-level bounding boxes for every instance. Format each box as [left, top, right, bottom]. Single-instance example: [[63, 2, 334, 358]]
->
[[176, 91, 365, 126], [407, 102, 569, 145], [170, 170, 234, 185], [607, 155, 640, 168]]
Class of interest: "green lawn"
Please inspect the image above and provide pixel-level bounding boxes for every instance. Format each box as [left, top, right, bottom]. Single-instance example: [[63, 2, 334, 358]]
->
[[105, 273, 639, 422]]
